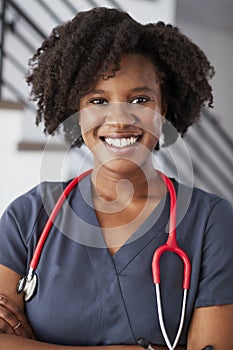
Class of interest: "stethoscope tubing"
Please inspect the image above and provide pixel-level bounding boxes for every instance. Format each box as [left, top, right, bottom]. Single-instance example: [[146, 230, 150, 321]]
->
[[152, 172, 191, 349], [152, 172, 191, 290], [156, 284, 188, 350], [30, 169, 93, 270], [17, 169, 191, 349]]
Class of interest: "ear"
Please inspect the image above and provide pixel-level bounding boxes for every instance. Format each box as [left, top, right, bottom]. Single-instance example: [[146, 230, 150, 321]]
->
[[161, 102, 167, 118], [159, 87, 167, 117]]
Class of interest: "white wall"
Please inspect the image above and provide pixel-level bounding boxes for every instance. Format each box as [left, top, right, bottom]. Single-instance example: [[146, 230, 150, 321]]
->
[[65, 0, 176, 24], [0, 107, 96, 216], [175, 19, 233, 135], [0, 108, 73, 215], [0, 109, 40, 214]]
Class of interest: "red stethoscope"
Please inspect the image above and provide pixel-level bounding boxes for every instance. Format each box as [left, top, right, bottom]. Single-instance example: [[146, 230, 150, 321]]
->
[[17, 169, 191, 350]]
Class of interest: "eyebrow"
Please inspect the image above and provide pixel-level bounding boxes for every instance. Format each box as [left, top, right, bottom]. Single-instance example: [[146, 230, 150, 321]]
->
[[86, 86, 157, 95], [86, 89, 106, 95], [130, 86, 157, 94]]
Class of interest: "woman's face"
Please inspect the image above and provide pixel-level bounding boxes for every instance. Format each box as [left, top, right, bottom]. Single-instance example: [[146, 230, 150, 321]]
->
[[79, 54, 166, 173]]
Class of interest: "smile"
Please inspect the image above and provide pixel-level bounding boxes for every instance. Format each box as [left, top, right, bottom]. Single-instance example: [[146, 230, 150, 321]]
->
[[103, 136, 140, 148]]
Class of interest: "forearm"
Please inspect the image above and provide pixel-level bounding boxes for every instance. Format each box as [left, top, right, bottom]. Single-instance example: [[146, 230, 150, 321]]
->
[[0, 335, 143, 350], [0, 291, 185, 350], [0, 335, 186, 350]]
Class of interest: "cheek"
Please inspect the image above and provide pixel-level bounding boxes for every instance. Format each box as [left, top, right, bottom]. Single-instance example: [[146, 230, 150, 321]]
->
[[152, 114, 163, 138], [79, 108, 104, 135], [79, 113, 95, 147], [140, 109, 163, 140], [81, 128, 97, 150]]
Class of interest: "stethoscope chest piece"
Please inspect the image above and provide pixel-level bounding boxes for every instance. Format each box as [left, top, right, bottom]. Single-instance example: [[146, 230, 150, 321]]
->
[[17, 270, 37, 301], [15, 169, 191, 349]]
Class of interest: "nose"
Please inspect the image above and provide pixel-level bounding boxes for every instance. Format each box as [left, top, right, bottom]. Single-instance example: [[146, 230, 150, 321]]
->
[[104, 102, 136, 125]]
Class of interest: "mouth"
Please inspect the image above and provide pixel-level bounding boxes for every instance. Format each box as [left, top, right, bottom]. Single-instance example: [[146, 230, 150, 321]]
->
[[100, 135, 142, 148]]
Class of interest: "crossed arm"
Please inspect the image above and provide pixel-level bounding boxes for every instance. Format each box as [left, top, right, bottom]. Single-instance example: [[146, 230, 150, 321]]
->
[[0, 293, 35, 339], [0, 265, 233, 350]]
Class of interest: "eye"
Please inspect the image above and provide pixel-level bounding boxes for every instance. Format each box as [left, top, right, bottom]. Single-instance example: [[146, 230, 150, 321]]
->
[[130, 96, 151, 104], [89, 98, 108, 105]]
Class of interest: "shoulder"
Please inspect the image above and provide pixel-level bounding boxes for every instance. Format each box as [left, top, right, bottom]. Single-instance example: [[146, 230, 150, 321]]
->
[[173, 180, 233, 247], [2, 181, 68, 217], [188, 188, 233, 308], [192, 185, 231, 207], [175, 180, 232, 220], [0, 180, 73, 239], [191, 187, 232, 237], [190, 186, 232, 224]]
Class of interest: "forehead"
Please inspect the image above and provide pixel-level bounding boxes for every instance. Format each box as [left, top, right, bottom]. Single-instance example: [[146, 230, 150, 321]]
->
[[95, 54, 160, 90], [117, 54, 158, 75]]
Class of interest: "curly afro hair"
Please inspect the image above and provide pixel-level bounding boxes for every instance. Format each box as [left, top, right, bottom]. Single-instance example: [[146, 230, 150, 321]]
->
[[26, 7, 215, 148]]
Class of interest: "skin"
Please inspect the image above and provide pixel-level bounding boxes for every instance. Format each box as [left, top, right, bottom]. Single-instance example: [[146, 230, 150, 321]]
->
[[79, 54, 167, 254], [0, 54, 232, 349]]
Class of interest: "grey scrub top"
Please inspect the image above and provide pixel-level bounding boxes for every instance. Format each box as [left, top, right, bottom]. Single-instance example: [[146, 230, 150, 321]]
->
[[0, 173, 233, 347]]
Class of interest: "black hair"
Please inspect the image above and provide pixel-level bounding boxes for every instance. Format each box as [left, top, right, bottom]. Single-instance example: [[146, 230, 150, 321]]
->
[[26, 7, 214, 147]]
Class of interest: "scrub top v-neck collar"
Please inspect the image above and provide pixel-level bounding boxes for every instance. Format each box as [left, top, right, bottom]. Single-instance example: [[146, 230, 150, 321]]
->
[[71, 173, 170, 271], [67, 173, 170, 343]]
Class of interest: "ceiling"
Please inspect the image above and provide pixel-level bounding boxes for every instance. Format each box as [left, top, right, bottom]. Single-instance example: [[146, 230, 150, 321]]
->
[[176, 0, 233, 32]]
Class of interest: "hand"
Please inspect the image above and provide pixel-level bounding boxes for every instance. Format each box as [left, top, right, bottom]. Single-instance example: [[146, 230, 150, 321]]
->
[[0, 294, 36, 339]]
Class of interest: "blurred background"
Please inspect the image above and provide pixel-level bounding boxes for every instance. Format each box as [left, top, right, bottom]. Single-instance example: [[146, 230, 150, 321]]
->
[[0, 0, 232, 215]]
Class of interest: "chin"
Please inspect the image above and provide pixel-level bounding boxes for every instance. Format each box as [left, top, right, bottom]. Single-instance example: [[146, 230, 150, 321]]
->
[[94, 156, 153, 177]]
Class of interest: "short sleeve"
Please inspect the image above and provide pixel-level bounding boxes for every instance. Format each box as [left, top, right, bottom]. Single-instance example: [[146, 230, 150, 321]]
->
[[0, 186, 44, 276], [195, 198, 233, 307], [0, 181, 67, 276]]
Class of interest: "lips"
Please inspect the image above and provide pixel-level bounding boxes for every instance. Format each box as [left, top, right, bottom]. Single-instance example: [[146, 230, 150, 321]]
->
[[100, 131, 142, 149]]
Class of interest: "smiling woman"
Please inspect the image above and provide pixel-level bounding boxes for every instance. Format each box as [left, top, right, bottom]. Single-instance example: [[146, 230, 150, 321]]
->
[[0, 6, 233, 350], [79, 54, 164, 171]]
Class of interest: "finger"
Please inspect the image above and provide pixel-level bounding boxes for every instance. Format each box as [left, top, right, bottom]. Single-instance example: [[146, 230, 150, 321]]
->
[[0, 295, 31, 328], [0, 295, 26, 321], [0, 317, 15, 334], [13, 318, 37, 339], [15, 322, 37, 339], [0, 295, 36, 339], [0, 304, 19, 331], [0, 306, 36, 339]]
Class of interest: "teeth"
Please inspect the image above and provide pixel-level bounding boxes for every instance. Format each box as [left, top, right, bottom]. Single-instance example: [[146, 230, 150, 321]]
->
[[104, 137, 139, 148]]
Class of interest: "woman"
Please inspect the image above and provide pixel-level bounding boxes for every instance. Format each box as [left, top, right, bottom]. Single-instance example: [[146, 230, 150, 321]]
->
[[0, 7, 232, 350]]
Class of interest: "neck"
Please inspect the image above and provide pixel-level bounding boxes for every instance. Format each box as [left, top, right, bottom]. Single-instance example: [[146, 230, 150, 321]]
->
[[91, 162, 166, 203]]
